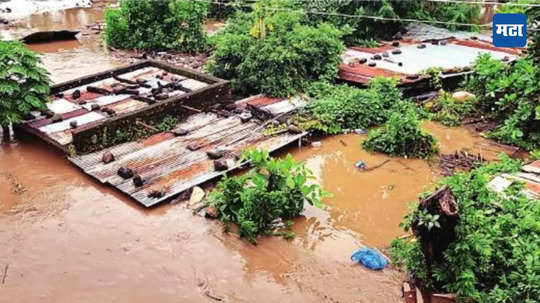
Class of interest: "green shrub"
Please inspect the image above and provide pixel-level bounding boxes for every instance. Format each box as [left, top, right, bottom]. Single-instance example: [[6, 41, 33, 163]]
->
[[207, 149, 328, 244], [463, 54, 539, 150], [104, 0, 209, 52], [0, 41, 50, 131], [362, 105, 438, 158], [426, 91, 476, 127], [206, 0, 345, 97], [304, 77, 411, 134], [296, 0, 404, 44], [390, 154, 539, 302], [406, 1, 481, 31], [497, 0, 538, 14], [526, 5, 539, 63]]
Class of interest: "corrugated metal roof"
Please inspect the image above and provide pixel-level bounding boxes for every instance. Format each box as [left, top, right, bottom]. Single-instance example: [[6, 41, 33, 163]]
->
[[340, 37, 522, 85], [69, 111, 307, 207], [22, 62, 214, 150]]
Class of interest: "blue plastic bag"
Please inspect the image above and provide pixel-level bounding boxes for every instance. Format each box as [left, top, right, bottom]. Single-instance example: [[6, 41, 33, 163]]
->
[[351, 248, 388, 270]]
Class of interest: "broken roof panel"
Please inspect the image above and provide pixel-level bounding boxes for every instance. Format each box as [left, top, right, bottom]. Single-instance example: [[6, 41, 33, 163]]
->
[[21, 60, 227, 152], [70, 112, 307, 207]]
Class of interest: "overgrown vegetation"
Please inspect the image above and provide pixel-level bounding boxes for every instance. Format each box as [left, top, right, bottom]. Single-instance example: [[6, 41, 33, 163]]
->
[[391, 154, 539, 302], [301, 77, 404, 134], [104, 0, 209, 52], [407, 0, 481, 31], [0, 41, 50, 136], [497, 0, 538, 14], [425, 91, 476, 127], [207, 0, 345, 97], [207, 149, 328, 244], [296, 0, 481, 43], [463, 54, 539, 150], [362, 105, 438, 159]]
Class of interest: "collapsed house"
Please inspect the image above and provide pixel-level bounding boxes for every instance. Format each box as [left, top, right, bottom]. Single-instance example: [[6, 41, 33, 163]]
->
[[21, 61, 307, 207]]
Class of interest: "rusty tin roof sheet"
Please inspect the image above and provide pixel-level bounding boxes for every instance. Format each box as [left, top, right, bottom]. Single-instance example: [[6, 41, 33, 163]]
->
[[69, 112, 307, 207]]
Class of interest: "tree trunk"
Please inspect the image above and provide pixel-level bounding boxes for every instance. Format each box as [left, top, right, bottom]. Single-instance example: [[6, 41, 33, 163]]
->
[[1, 125, 9, 143], [1, 122, 14, 143]]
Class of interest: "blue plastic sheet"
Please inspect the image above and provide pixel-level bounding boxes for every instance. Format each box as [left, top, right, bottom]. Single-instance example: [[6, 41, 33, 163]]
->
[[351, 248, 388, 270]]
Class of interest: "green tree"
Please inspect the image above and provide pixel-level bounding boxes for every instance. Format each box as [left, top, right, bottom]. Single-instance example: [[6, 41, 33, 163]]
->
[[0, 41, 50, 141], [206, 0, 345, 97], [104, 0, 209, 52]]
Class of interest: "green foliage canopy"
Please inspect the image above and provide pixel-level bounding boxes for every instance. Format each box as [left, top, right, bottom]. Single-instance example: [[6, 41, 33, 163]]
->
[[303, 77, 408, 134], [104, 0, 209, 52], [206, 0, 345, 97], [0, 41, 50, 127]]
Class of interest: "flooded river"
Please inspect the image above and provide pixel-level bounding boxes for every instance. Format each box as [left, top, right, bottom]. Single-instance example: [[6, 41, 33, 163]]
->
[[0, 123, 513, 303], [0, 4, 517, 303]]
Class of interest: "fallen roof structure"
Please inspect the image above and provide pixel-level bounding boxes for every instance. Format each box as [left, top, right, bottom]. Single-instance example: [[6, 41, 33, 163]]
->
[[340, 35, 522, 85], [22, 60, 230, 153], [21, 62, 307, 207], [69, 111, 306, 207]]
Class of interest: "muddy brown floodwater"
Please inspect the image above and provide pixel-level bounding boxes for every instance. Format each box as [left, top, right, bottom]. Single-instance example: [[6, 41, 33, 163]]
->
[[0, 122, 513, 303], [2, 6, 120, 83]]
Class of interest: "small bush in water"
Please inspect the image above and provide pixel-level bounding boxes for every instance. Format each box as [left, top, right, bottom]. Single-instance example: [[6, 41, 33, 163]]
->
[[390, 154, 539, 302], [104, 0, 209, 52], [207, 149, 328, 244], [362, 105, 438, 158]]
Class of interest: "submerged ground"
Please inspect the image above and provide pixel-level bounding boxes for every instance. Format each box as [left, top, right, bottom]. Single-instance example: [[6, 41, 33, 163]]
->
[[0, 5, 517, 303]]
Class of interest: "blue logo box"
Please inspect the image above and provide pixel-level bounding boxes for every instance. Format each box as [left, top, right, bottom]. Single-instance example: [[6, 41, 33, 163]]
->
[[493, 14, 527, 48]]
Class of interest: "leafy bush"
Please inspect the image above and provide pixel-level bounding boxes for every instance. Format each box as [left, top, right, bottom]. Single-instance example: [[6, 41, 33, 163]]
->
[[463, 54, 539, 150], [390, 154, 539, 302], [206, 0, 345, 97], [304, 77, 403, 134], [425, 91, 476, 127], [296, 0, 405, 44], [406, 0, 481, 31], [0, 41, 50, 131], [104, 0, 209, 52], [497, 0, 537, 14], [526, 5, 539, 62], [207, 149, 328, 244], [362, 105, 438, 158]]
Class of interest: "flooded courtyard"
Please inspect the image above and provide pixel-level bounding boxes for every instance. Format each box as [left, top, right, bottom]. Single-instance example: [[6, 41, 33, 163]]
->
[[0, 3, 528, 303]]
